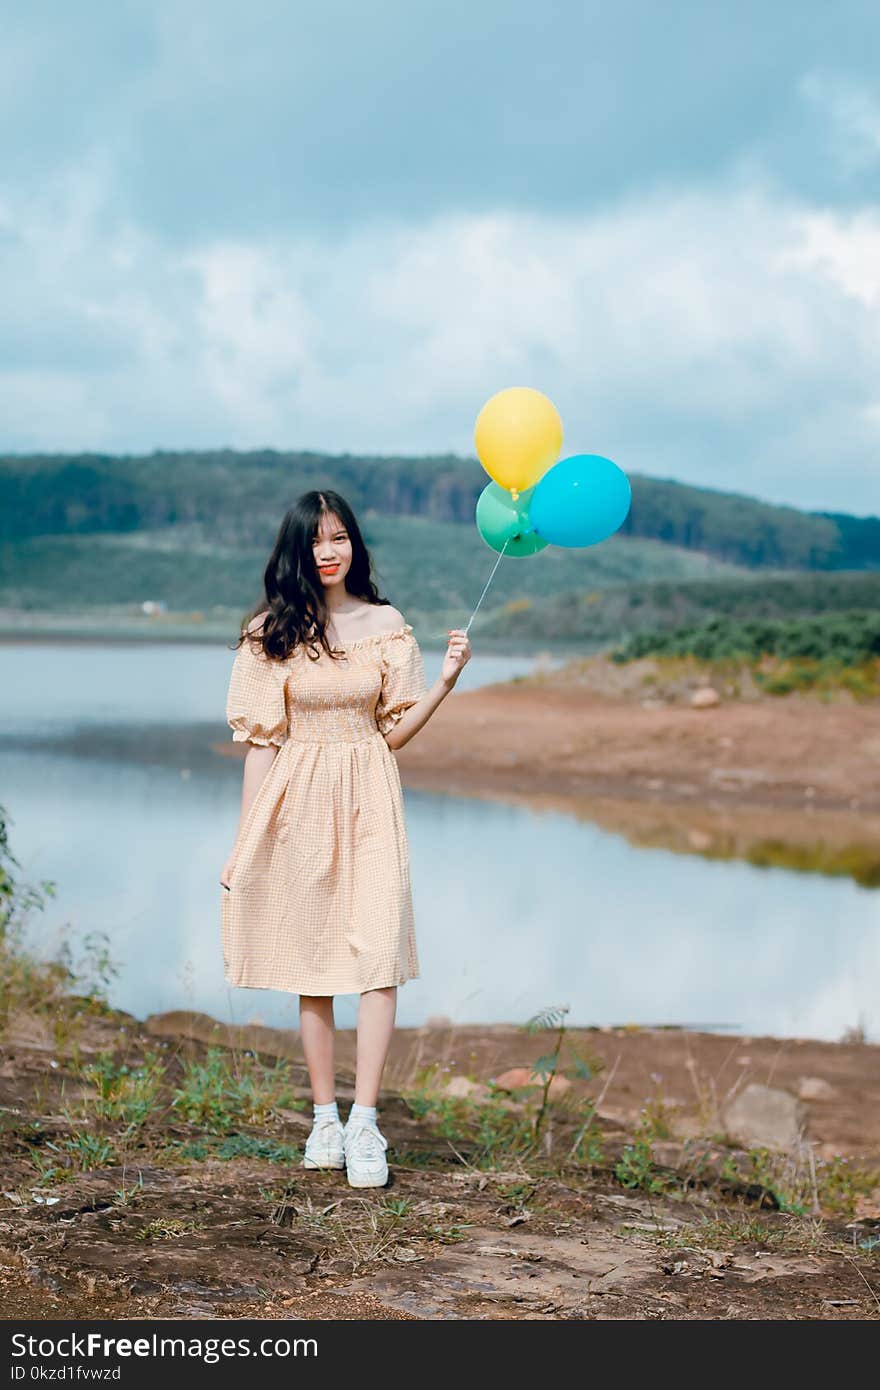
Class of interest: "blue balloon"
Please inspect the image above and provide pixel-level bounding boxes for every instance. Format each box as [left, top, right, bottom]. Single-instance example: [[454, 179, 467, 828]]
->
[[529, 454, 631, 548]]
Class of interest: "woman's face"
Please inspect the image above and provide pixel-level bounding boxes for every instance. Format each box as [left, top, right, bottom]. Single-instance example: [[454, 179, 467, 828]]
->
[[313, 512, 353, 589]]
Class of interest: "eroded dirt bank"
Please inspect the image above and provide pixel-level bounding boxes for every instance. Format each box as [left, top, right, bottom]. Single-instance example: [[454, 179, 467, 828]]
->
[[391, 681, 880, 879]]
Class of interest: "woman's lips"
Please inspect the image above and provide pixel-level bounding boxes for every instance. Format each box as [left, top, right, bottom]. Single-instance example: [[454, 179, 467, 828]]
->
[[319, 565, 340, 573]]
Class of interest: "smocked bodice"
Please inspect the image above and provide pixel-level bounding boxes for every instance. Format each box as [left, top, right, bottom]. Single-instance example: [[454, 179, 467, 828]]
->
[[225, 622, 428, 748], [283, 636, 391, 743]]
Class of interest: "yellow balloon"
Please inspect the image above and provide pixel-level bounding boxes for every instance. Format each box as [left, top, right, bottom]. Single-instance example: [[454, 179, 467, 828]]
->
[[474, 386, 563, 494]]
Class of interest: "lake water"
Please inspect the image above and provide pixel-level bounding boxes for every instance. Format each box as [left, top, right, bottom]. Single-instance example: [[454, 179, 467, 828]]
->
[[1, 641, 877, 1042]]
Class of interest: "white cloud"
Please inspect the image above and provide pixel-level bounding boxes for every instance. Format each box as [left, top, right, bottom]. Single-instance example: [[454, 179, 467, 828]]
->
[[800, 70, 880, 176], [183, 243, 320, 437], [777, 207, 880, 304], [0, 165, 878, 513]]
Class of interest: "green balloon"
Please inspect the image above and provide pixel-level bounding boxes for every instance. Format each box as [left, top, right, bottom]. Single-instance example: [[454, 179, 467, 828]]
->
[[475, 481, 549, 557]]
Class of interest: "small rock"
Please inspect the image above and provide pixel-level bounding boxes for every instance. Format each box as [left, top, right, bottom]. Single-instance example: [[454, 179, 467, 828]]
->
[[3, 1010, 54, 1050], [796, 1077, 837, 1103], [595, 1104, 629, 1126], [853, 1189, 880, 1220], [816, 1141, 845, 1161], [494, 1067, 534, 1090], [691, 687, 721, 709], [546, 1075, 571, 1097], [687, 829, 713, 851], [709, 1251, 733, 1270], [651, 1141, 684, 1167], [722, 1083, 806, 1152], [493, 1067, 571, 1097], [274, 1106, 312, 1130], [443, 1076, 491, 1102]]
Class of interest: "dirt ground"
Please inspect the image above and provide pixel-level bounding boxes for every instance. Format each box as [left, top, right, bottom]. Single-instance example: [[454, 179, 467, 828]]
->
[[141, 1010, 880, 1169], [1, 1007, 878, 1322]]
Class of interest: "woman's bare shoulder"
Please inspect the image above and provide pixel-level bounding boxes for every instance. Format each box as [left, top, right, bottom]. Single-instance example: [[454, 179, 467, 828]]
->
[[342, 602, 406, 637], [245, 604, 405, 641], [247, 610, 270, 633], [373, 604, 406, 632]]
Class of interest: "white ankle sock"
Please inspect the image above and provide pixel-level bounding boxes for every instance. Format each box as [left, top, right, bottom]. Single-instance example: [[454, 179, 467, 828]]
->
[[313, 1101, 339, 1124], [348, 1103, 377, 1127]]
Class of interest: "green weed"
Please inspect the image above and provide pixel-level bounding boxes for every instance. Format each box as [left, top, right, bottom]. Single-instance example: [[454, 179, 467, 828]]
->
[[54, 1131, 119, 1172], [170, 1046, 304, 1132], [404, 1088, 536, 1168], [137, 1217, 204, 1242], [816, 1155, 878, 1218], [163, 1132, 301, 1163], [615, 1139, 670, 1195], [718, 1146, 878, 1218], [523, 1003, 600, 1145], [71, 1050, 166, 1129], [568, 1102, 605, 1165]]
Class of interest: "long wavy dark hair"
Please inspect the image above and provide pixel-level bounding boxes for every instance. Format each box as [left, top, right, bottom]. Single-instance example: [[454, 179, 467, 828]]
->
[[232, 489, 391, 663]]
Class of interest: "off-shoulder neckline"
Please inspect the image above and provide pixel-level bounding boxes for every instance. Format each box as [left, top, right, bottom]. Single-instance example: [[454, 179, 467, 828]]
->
[[329, 622, 413, 650], [244, 620, 414, 661]]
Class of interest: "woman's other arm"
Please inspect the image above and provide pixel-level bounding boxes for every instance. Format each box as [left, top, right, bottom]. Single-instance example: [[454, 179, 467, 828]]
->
[[220, 744, 279, 886], [384, 628, 471, 752], [239, 743, 279, 816]]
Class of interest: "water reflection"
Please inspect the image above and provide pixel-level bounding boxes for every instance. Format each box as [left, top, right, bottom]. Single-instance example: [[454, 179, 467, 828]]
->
[[0, 641, 877, 1042], [1, 749, 877, 1042]]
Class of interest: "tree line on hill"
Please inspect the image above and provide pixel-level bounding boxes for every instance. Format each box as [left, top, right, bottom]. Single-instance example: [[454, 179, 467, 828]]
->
[[1, 449, 877, 572], [475, 570, 880, 644], [613, 610, 880, 666]]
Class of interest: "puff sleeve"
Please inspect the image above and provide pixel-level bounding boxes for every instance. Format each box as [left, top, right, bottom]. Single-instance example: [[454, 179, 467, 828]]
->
[[375, 624, 428, 736], [226, 635, 289, 747]]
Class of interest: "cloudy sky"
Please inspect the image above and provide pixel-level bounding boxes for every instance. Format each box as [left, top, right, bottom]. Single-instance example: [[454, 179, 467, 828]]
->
[[2, 1, 879, 513]]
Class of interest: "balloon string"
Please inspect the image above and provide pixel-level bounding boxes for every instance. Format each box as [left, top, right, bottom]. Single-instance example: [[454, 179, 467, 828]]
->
[[463, 535, 511, 636]]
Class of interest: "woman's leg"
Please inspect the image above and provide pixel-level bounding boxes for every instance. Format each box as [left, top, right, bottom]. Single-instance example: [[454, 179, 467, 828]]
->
[[354, 986, 397, 1106], [299, 995, 336, 1104]]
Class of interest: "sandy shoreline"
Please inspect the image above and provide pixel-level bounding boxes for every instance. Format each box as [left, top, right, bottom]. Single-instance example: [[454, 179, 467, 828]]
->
[[0, 624, 567, 660], [393, 679, 880, 879]]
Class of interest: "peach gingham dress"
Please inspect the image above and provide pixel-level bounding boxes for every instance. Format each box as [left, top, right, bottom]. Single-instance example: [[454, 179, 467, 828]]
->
[[221, 620, 428, 996]]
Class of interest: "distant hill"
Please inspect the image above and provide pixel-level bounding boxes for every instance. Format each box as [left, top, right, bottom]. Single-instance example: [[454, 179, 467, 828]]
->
[[0, 515, 742, 639], [0, 449, 877, 571], [0, 450, 876, 645], [475, 571, 880, 645]]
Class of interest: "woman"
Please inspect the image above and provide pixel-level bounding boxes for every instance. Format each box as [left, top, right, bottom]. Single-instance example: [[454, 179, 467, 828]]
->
[[219, 489, 471, 1188]]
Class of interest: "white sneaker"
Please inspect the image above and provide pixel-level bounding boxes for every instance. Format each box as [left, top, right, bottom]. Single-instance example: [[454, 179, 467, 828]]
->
[[302, 1117, 345, 1170], [343, 1119, 389, 1188]]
